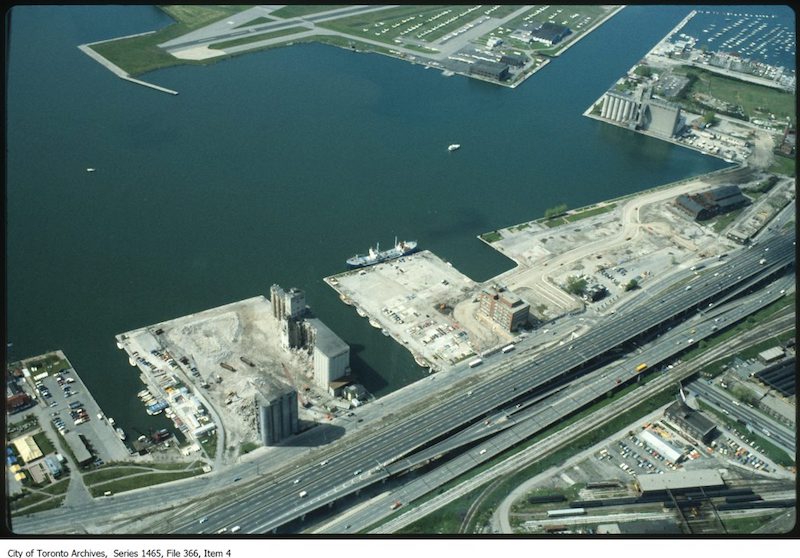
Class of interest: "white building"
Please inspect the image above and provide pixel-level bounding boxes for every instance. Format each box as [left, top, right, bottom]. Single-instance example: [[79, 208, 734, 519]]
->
[[306, 318, 350, 390]]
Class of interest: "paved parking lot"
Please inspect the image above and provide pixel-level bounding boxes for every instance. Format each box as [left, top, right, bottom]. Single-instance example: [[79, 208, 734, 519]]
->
[[29, 358, 129, 465]]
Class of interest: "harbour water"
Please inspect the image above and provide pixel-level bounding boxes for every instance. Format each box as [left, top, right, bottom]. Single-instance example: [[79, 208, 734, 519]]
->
[[9, 5, 782, 435]]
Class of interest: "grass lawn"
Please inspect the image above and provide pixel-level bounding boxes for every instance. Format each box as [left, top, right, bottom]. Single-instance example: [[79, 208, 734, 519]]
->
[[768, 154, 795, 177], [9, 492, 50, 511], [480, 231, 503, 243], [564, 203, 616, 223], [711, 207, 745, 233], [677, 67, 796, 122], [32, 432, 56, 456], [158, 6, 250, 28], [209, 26, 309, 50], [83, 467, 154, 485], [88, 468, 205, 497], [271, 5, 343, 19], [17, 496, 65, 516], [41, 479, 70, 495], [722, 511, 785, 534]]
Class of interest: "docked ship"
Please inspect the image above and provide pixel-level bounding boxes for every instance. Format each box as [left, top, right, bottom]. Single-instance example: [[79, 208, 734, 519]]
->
[[116, 427, 126, 441], [346, 238, 418, 269]]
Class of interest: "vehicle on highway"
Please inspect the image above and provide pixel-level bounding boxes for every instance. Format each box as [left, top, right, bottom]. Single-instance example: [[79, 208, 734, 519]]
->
[[293, 478, 300, 484], [230, 526, 241, 533], [353, 470, 362, 476], [233, 477, 241, 482], [199, 517, 208, 524], [320, 460, 329, 466], [299, 491, 308, 498], [479, 449, 487, 455]]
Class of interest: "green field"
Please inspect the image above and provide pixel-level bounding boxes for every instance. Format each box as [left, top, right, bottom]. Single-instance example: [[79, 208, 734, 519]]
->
[[87, 468, 205, 497], [675, 67, 796, 123], [209, 26, 309, 50], [270, 5, 342, 19]]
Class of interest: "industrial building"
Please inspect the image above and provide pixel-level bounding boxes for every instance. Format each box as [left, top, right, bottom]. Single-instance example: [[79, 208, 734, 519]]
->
[[664, 400, 718, 444], [500, 53, 527, 68], [675, 185, 748, 222], [479, 285, 530, 332], [254, 377, 299, 446], [636, 470, 725, 495], [639, 429, 684, 463], [469, 61, 510, 81], [757, 346, 785, 364], [755, 356, 796, 397], [600, 86, 682, 137], [306, 318, 351, 390], [639, 96, 681, 137], [528, 22, 571, 46], [600, 91, 638, 127], [270, 284, 307, 320], [64, 431, 93, 466]]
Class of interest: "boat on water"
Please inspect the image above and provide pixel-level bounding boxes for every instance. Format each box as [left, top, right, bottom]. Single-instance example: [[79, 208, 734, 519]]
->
[[116, 427, 126, 441], [346, 238, 418, 269], [86, 168, 96, 173], [356, 307, 367, 318], [448, 144, 460, 152]]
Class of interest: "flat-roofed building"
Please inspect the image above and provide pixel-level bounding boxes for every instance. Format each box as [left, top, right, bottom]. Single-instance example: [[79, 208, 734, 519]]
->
[[44, 456, 62, 478], [637, 470, 724, 495], [254, 377, 298, 446], [500, 53, 527, 67], [639, 429, 684, 463], [469, 61, 510, 81], [28, 462, 48, 484], [479, 286, 530, 332], [664, 400, 718, 444], [306, 318, 350, 390], [64, 431, 93, 466], [758, 346, 785, 364]]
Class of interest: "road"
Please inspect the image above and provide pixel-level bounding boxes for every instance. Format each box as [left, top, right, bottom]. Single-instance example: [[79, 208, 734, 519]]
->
[[12, 231, 794, 535]]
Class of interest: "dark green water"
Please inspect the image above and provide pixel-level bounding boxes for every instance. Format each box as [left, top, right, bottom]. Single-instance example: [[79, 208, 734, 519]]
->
[[7, 6, 733, 434]]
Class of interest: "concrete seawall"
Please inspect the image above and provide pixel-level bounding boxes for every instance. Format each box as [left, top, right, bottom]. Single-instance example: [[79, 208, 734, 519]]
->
[[78, 36, 178, 96]]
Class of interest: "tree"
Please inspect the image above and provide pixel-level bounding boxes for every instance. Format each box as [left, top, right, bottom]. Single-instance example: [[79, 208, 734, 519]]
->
[[702, 110, 718, 126], [544, 203, 568, 220], [565, 276, 587, 296], [624, 278, 639, 291]]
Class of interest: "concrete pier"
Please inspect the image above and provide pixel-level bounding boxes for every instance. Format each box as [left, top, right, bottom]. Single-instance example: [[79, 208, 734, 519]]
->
[[78, 37, 178, 96]]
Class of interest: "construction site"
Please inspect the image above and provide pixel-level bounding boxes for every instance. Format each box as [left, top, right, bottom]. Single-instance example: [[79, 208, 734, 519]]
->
[[325, 166, 795, 371], [115, 292, 353, 466]]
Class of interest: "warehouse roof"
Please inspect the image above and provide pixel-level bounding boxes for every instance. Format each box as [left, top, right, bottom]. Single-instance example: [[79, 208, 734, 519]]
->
[[665, 400, 716, 436], [637, 470, 724, 493], [758, 346, 785, 362]]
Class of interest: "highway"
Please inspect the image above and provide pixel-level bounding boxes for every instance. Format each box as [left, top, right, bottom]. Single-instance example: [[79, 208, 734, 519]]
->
[[162, 230, 794, 534], [11, 231, 794, 535], [317, 278, 795, 533]]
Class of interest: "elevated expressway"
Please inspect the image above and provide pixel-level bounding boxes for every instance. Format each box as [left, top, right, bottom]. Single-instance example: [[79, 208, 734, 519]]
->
[[163, 229, 794, 534]]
